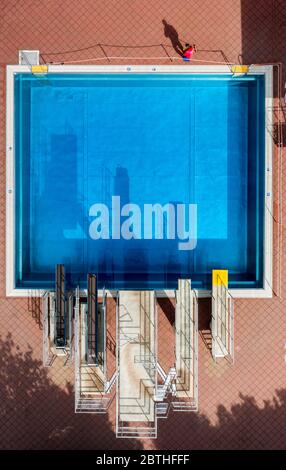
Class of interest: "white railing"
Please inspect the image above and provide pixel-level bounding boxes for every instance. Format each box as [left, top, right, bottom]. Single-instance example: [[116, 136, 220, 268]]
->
[[116, 292, 120, 435], [193, 290, 199, 409], [211, 279, 234, 362], [116, 424, 157, 439], [105, 370, 118, 394], [154, 367, 176, 401], [102, 287, 107, 377], [74, 287, 81, 412], [228, 296, 234, 362], [75, 286, 111, 413], [42, 292, 55, 367], [157, 362, 167, 381], [64, 292, 74, 365]]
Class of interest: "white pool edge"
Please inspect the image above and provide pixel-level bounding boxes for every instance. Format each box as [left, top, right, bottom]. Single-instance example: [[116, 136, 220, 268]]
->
[[6, 64, 273, 298]]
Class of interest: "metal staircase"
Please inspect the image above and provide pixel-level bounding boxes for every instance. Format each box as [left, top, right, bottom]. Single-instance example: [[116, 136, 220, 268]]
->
[[154, 367, 176, 401], [116, 291, 157, 439], [156, 402, 170, 418], [116, 423, 157, 439], [75, 397, 109, 413]]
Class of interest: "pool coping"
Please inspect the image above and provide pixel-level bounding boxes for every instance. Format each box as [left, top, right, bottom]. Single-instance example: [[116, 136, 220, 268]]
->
[[6, 64, 273, 298]]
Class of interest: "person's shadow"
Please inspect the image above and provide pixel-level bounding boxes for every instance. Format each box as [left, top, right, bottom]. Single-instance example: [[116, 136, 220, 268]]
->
[[162, 19, 184, 56]]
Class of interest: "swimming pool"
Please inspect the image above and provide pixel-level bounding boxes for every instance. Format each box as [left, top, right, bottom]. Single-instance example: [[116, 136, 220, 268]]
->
[[6, 65, 273, 295]]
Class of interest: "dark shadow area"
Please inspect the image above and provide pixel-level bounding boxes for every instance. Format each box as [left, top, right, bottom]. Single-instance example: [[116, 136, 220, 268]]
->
[[106, 331, 116, 357], [198, 298, 211, 331], [41, 40, 181, 62], [1, 302, 286, 450], [273, 121, 286, 147], [0, 333, 142, 450], [106, 297, 117, 361], [114, 165, 130, 206], [162, 19, 184, 56], [198, 298, 212, 353], [240, 0, 275, 66], [241, 0, 286, 100], [27, 295, 43, 329], [157, 297, 175, 326], [240, 0, 285, 299], [155, 389, 286, 449]]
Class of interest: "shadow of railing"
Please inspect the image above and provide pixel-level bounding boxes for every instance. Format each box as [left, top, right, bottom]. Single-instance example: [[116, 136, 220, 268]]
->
[[28, 294, 43, 329]]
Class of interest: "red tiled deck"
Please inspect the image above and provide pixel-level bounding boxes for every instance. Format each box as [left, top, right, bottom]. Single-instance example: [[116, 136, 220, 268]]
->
[[0, 0, 286, 450]]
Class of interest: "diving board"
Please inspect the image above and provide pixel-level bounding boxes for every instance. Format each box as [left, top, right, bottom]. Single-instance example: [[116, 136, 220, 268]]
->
[[174, 279, 198, 410], [74, 287, 109, 413], [211, 270, 234, 360], [55, 264, 66, 348], [87, 274, 98, 364], [42, 264, 73, 365], [42, 290, 73, 363], [117, 291, 157, 438]]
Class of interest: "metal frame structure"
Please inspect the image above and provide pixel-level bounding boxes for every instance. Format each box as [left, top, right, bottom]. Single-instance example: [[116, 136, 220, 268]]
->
[[74, 287, 81, 411], [171, 280, 199, 411], [116, 291, 157, 439], [42, 267, 74, 366], [55, 264, 66, 349], [211, 273, 234, 362], [42, 292, 56, 367], [74, 285, 112, 413], [87, 274, 98, 364]]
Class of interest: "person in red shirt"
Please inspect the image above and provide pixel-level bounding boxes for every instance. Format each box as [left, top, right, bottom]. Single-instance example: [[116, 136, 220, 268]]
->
[[183, 43, 197, 61]]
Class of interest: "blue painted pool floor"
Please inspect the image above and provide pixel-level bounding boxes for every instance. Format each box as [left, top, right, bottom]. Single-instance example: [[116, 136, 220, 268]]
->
[[16, 74, 262, 288]]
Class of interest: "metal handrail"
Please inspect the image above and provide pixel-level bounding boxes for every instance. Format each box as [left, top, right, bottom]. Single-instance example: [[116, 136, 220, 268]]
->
[[42, 292, 55, 367], [74, 287, 80, 411], [175, 280, 198, 408]]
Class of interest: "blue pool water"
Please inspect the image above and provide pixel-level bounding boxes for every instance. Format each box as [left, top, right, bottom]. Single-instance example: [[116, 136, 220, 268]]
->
[[14, 73, 265, 289]]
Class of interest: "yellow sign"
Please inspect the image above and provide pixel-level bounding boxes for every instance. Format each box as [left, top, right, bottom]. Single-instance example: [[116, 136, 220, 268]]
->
[[212, 270, 228, 287], [231, 65, 249, 74], [31, 65, 48, 74]]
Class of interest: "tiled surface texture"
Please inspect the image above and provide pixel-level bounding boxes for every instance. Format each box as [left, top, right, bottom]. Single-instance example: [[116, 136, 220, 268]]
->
[[0, 0, 286, 450]]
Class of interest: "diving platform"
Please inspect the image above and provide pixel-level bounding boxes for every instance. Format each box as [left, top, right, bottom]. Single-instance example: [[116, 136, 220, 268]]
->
[[211, 270, 234, 360], [74, 279, 111, 413], [116, 291, 157, 438], [42, 264, 73, 365], [87, 274, 105, 366], [55, 264, 66, 348], [174, 279, 198, 410]]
